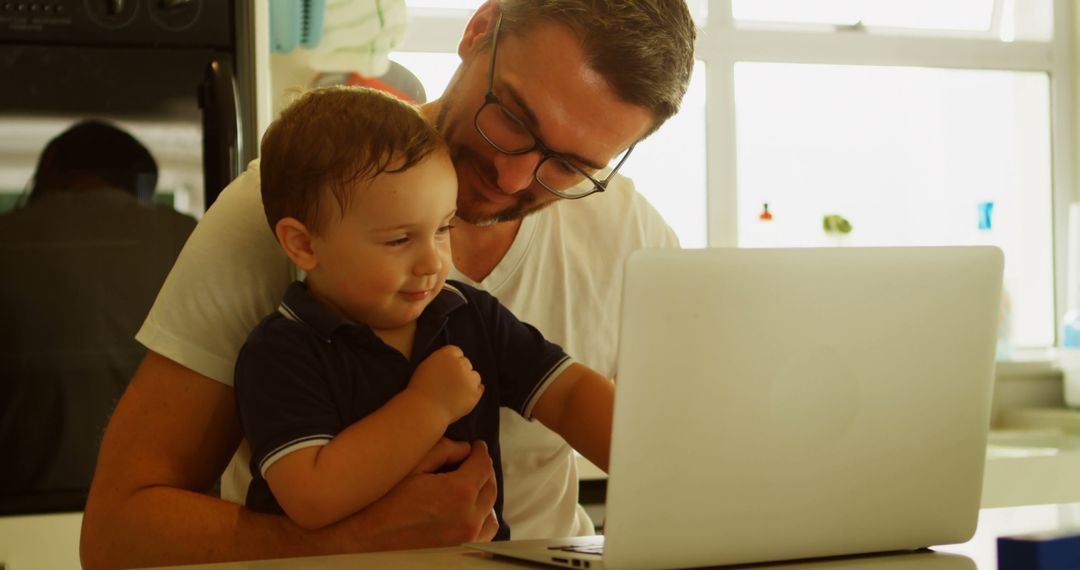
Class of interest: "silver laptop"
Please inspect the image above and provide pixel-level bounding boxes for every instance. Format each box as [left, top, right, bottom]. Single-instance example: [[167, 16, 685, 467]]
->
[[469, 246, 1002, 570]]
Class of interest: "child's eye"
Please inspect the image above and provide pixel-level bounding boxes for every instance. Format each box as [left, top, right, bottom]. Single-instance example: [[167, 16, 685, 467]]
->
[[434, 224, 455, 241], [384, 236, 410, 247]]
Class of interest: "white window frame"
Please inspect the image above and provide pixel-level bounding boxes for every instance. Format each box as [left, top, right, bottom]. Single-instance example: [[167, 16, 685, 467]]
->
[[398, 0, 1077, 347], [704, 0, 1075, 349]]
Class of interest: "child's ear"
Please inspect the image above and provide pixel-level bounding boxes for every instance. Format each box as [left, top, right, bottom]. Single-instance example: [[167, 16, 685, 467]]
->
[[275, 217, 319, 272]]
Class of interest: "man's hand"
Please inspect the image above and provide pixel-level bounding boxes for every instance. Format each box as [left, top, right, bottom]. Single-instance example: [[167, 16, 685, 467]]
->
[[407, 345, 484, 424], [410, 437, 471, 475], [338, 439, 499, 548]]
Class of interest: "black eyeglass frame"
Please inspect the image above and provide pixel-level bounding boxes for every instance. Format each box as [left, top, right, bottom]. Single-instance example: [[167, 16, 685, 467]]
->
[[472, 16, 636, 200]]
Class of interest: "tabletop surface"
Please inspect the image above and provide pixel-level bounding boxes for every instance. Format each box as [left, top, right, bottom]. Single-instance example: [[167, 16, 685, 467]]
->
[[150, 502, 1080, 569]]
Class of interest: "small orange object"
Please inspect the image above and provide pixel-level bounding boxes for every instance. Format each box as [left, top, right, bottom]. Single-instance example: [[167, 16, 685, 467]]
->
[[759, 203, 773, 221]]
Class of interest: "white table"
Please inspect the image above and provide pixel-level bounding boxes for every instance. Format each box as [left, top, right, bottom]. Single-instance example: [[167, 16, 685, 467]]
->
[[148, 503, 1080, 570]]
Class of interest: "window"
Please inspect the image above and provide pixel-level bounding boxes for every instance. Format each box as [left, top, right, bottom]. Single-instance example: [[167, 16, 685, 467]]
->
[[395, 0, 1073, 353], [405, 0, 484, 10], [734, 63, 1054, 349], [730, 0, 1052, 40], [707, 0, 1069, 354]]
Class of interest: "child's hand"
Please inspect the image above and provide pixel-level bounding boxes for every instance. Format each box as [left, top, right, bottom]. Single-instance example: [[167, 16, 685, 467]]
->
[[408, 345, 484, 424]]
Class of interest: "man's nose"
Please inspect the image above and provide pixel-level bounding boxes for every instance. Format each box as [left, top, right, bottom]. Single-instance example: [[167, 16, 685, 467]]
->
[[493, 151, 542, 195]]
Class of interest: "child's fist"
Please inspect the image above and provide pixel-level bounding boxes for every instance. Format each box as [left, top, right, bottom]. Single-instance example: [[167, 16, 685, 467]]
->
[[409, 345, 484, 423]]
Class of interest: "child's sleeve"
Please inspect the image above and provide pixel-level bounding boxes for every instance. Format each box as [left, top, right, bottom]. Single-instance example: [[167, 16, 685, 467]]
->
[[233, 320, 343, 480], [469, 290, 575, 419]]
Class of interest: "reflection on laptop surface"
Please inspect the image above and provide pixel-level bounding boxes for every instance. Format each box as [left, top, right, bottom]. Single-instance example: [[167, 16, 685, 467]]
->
[[468, 247, 1002, 570]]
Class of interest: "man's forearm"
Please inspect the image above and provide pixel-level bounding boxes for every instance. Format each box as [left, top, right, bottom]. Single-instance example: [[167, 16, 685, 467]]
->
[[79, 352, 385, 568], [81, 485, 339, 569], [81, 480, 473, 569]]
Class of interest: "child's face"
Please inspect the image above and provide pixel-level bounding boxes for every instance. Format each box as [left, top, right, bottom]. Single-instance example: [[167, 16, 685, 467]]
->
[[306, 153, 458, 332]]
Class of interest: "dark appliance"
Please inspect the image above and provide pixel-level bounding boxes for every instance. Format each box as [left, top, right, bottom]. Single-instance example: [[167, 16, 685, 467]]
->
[[0, 0, 258, 515], [0, 0, 257, 209]]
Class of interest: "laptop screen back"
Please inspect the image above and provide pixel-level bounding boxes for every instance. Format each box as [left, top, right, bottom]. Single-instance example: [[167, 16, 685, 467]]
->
[[603, 247, 1002, 570]]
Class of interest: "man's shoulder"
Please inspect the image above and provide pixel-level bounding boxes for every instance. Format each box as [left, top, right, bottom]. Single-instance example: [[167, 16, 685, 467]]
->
[[201, 159, 263, 220]]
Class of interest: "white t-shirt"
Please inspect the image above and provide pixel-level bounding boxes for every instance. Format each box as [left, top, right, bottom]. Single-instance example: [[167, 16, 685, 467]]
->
[[136, 160, 679, 539]]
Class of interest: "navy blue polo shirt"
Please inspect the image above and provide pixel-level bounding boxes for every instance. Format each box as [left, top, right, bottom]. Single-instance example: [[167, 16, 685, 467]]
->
[[234, 280, 572, 540]]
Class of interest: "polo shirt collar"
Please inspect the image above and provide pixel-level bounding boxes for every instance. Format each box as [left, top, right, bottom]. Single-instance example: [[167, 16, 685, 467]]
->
[[277, 281, 468, 343]]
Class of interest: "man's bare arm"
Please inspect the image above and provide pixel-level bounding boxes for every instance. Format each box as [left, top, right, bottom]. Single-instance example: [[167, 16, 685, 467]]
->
[[80, 351, 498, 569]]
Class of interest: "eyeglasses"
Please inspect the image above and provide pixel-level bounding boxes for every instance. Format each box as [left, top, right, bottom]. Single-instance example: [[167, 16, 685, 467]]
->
[[472, 16, 636, 200]]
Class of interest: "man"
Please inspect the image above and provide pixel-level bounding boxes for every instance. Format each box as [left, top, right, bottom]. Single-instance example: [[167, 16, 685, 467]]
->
[[79, 1, 695, 567], [0, 121, 195, 514]]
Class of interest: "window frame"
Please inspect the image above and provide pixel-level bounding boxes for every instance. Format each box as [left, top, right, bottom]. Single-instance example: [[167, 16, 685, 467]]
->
[[398, 0, 1077, 349]]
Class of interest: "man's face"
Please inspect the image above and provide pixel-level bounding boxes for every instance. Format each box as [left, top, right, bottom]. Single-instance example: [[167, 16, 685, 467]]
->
[[435, 19, 655, 226]]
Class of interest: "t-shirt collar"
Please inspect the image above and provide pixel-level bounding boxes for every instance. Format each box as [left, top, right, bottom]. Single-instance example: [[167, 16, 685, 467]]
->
[[277, 281, 467, 343]]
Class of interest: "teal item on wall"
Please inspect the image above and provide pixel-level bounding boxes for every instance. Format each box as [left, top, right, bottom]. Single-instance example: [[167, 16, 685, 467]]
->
[[977, 200, 994, 230], [270, 0, 326, 53]]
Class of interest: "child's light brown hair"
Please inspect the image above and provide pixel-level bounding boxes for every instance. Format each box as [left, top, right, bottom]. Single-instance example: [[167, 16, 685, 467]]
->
[[260, 86, 446, 234]]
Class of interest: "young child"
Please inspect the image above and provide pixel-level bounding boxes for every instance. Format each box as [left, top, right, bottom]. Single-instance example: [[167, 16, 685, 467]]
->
[[234, 86, 615, 539]]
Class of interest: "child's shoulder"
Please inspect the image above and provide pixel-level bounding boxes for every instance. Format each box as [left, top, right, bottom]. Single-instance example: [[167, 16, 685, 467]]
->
[[241, 308, 324, 354], [443, 279, 500, 308], [441, 280, 528, 329], [234, 309, 330, 386], [444, 279, 479, 298]]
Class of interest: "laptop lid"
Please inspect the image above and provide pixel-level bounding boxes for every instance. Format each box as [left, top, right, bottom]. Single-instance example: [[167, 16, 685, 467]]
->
[[601, 246, 1002, 570]]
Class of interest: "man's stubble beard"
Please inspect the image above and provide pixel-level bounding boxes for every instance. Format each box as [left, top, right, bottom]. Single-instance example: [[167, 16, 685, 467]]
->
[[449, 144, 546, 227], [435, 70, 553, 227]]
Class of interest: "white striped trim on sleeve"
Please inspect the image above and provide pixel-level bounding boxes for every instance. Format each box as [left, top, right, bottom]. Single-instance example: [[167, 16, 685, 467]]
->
[[258, 435, 333, 477], [522, 356, 576, 420]]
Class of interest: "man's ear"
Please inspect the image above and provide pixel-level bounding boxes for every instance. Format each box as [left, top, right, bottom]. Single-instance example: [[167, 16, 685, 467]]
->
[[459, 0, 499, 60], [275, 217, 319, 272]]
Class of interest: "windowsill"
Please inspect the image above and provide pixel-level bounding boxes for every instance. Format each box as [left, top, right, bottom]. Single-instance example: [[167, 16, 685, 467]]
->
[[579, 351, 1080, 505], [983, 417, 1080, 507], [995, 406, 1080, 434], [995, 347, 1059, 377], [578, 409, 1080, 481], [580, 417, 1080, 508]]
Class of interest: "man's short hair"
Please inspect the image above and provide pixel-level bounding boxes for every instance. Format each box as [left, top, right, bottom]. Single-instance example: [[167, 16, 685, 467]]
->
[[260, 86, 446, 234], [496, 0, 696, 135], [31, 120, 158, 201]]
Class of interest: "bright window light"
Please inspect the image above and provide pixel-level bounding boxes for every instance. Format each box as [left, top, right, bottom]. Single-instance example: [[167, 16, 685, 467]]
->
[[388, 52, 459, 103], [620, 61, 707, 249], [734, 62, 1054, 349], [404, 0, 483, 10], [733, 0, 992, 30], [731, 0, 1052, 40]]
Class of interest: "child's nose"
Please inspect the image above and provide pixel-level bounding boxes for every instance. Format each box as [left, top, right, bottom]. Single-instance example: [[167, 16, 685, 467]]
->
[[414, 242, 443, 276]]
